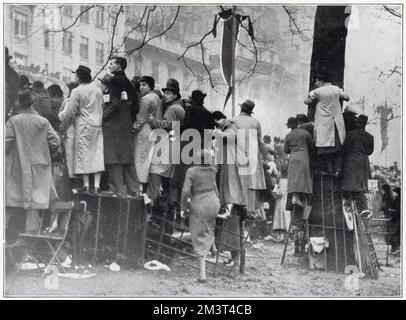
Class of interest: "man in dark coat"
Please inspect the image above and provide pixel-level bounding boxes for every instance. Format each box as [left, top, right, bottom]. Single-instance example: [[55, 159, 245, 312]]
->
[[109, 56, 139, 122], [28, 81, 61, 131], [343, 105, 359, 134], [341, 115, 374, 213], [181, 89, 215, 147], [101, 71, 138, 196]]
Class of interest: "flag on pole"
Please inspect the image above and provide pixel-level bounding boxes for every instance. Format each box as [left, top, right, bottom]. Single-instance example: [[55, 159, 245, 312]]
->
[[220, 14, 239, 110]]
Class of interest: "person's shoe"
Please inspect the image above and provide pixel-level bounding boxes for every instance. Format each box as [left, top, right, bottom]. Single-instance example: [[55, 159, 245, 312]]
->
[[94, 188, 102, 195], [75, 186, 90, 194], [197, 278, 207, 283]]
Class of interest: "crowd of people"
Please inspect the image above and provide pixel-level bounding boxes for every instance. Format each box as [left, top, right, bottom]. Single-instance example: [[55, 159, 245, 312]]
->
[[5, 46, 401, 281]]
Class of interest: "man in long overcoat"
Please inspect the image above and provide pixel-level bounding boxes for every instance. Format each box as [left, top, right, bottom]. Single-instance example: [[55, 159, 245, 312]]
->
[[341, 115, 374, 212], [100, 57, 139, 196], [6, 89, 60, 233], [305, 75, 350, 176]]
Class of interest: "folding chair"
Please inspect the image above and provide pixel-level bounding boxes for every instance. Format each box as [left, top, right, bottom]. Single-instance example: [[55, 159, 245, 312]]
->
[[18, 201, 74, 274]]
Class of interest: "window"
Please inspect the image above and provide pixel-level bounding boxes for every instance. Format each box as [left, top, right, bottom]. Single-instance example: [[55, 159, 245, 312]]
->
[[80, 36, 89, 60], [178, 21, 185, 35], [62, 67, 72, 82], [63, 5, 73, 16], [96, 42, 104, 65], [167, 65, 176, 79], [13, 11, 28, 37], [192, 20, 199, 34], [152, 62, 160, 85], [62, 31, 73, 54], [13, 52, 27, 66], [44, 31, 50, 48], [80, 6, 90, 23], [96, 7, 105, 28]]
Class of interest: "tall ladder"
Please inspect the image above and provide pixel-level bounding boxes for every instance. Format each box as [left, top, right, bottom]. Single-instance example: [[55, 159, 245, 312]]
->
[[352, 200, 380, 279]]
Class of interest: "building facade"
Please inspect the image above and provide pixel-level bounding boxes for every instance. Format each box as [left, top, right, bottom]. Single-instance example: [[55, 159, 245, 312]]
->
[[4, 4, 311, 137]]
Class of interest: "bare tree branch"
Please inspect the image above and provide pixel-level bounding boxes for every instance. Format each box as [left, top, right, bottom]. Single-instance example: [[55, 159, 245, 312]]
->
[[200, 43, 216, 88], [126, 6, 180, 55], [177, 16, 221, 60], [117, 6, 149, 51], [383, 5, 401, 18], [282, 5, 311, 42], [93, 5, 124, 80], [49, 5, 97, 32]]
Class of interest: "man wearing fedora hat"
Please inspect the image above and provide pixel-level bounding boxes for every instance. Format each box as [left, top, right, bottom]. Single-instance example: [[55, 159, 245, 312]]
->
[[233, 99, 266, 216], [181, 89, 215, 143], [6, 89, 60, 234], [341, 114, 374, 214], [147, 79, 185, 231], [99, 73, 139, 196]]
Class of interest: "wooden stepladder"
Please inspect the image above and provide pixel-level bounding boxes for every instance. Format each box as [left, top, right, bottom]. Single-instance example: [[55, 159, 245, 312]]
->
[[351, 200, 379, 279]]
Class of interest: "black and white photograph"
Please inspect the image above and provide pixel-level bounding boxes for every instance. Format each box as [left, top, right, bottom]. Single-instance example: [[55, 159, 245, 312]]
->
[[1, 1, 403, 299]]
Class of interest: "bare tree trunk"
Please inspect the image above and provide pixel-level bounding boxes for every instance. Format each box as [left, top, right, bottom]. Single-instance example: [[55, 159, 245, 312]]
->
[[307, 6, 356, 273], [308, 6, 351, 120]]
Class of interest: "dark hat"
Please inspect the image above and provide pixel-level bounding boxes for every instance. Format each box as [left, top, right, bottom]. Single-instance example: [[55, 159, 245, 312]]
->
[[240, 99, 255, 114], [15, 89, 35, 108], [162, 78, 181, 98], [286, 117, 298, 128], [73, 65, 91, 75], [32, 81, 44, 89], [190, 90, 207, 103], [356, 114, 368, 127], [296, 114, 309, 123], [98, 74, 114, 85], [140, 76, 155, 90], [19, 74, 32, 87]]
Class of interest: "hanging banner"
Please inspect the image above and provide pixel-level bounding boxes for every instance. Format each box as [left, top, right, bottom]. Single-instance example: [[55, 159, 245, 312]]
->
[[220, 15, 239, 110]]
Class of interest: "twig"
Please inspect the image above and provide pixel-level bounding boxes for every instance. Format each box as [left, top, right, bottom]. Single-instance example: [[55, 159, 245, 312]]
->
[[48, 5, 96, 32], [383, 5, 401, 18], [93, 5, 124, 80], [126, 6, 180, 55]]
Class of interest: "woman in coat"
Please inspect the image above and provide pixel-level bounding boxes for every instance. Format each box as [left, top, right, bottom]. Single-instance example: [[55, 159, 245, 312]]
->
[[341, 115, 374, 213], [212, 111, 246, 266], [180, 149, 221, 282], [133, 76, 162, 193], [284, 117, 314, 254], [284, 117, 314, 202], [6, 89, 60, 233], [60, 65, 104, 193]]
